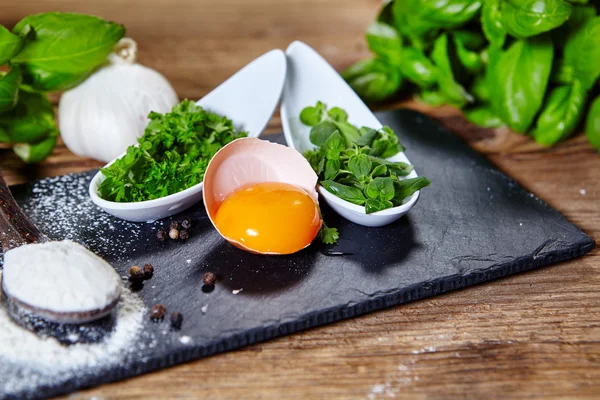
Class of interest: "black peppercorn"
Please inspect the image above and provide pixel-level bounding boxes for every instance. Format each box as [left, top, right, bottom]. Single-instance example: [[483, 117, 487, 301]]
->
[[143, 264, 154, 279], [179, 229, 189, 240], [169, 221, 181, 230], [150, 304, 166, 320], [170, 312, 184, 329], [129, 265, 144, 282], [181, 217, 192, 230], [169, 228, 179, 240], [203, 272, 216, 286], [156, 228, 167, 242]]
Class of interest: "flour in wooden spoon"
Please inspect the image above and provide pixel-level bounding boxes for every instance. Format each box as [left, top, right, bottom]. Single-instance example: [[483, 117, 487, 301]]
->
[[3, 240, 122, 313], [0, 273, 146, 395]]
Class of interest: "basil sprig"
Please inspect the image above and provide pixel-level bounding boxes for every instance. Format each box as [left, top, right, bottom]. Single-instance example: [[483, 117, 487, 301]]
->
[[0, 12, 125, 163], [300, 101, 430, 214]]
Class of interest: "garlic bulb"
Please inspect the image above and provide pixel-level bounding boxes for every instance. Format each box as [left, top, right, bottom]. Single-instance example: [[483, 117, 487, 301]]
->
[[59, 38, 178, 162]]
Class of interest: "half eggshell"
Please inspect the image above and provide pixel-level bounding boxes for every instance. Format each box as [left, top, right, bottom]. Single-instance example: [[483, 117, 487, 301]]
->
[[203, 137, 320, 254]]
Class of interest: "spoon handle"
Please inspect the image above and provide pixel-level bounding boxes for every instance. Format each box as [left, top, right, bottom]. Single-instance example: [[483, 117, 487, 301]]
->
[[0, 170, 47, 252]]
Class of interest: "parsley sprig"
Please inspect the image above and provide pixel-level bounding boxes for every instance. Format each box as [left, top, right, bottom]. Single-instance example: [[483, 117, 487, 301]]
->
[[98, 99, 247, 202]]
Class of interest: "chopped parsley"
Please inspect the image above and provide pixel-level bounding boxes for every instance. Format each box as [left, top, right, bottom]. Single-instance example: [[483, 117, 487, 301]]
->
[[98, 99, 247, 202]]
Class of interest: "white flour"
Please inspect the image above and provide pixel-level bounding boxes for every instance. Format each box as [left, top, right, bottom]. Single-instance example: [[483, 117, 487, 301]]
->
[[0, 274, 146, 396], [3, 240, 122, 313]]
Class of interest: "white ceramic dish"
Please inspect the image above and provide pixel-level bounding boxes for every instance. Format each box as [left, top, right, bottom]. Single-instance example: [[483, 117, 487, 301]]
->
[[89, 49, 287, 222], [280, 41, 421, 227]]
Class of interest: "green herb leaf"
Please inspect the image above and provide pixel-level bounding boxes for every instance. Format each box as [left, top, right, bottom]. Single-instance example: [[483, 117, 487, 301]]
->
[[321, 180, 366, 205], [13, 127, 58, 163], [300, 103, 324, 126], [585, 95, 600, 152], [532, 80, 587, 146], [319, 221, 339, 245], [11, 12, 125, 91], [398, 47, 439, 88], [356, 127, 378, 146], [324, 159, 341, 180], [500, 0, 572, 38], [309, 121, 338, 146], [563, 17, 600, 90], [452, 33, 483, 73], [489, 36, 554, 133], [464, 106, 505, 128], [342, 58, 402, 102], [366, 21, 402, 66], [431, 34, 473, 108], [481, 0, 506, 46], [98, 99, 247, 202], [327, 107, 348, 122], [371, 164, 388, 178], [369, 156, 414, 176], [392, 177, 431, 205], [348, 153, 372, 180], [0, 25, 27, 65], [365, 198, 394, 214], [0, 90, 55, 143], [333, 121, 361, 147], [323, 131, 346, 160], [366, 177, 395, 201], [0, 67, 22, 112]]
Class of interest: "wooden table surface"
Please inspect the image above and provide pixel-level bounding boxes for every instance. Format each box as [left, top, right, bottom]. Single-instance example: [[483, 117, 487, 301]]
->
[[1, 1, 599, 399]]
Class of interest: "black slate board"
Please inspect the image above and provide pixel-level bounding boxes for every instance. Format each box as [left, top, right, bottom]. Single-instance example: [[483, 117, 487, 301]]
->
[[0, 109, 594, 399]]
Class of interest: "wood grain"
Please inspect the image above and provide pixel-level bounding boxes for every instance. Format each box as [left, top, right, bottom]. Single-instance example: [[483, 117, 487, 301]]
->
[[1, 1, 599, 399]]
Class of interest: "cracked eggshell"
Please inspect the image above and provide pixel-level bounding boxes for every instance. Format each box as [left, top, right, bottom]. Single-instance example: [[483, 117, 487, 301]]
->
[[202, 137, 320, 254]]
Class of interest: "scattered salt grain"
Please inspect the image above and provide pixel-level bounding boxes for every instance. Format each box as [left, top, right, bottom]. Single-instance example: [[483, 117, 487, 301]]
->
[[201, 305, 208, 314], [180, 336, 192, 345], [580, 189, 587, 196], [232, 289, 243, 295]]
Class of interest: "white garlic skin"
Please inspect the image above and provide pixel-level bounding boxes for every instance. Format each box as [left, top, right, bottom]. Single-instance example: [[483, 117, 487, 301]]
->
[[59, 61, 178, 162]]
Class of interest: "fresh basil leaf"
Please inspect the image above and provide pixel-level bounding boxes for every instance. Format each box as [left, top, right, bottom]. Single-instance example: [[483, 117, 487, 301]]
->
[[369, 156, 414, 176], [323, 131, 346, 160], [0, 25, 27, 65], [348, 153, 372, 180], [0, 91, 55, 143], [470, 74, 490, 102], [365, 198, 394, 214], [333, 121, 361, 147], [418, 90, 449, 107], [532, 80, 587, 146], [303, 149, 325, 174], [11, 12, 125, 91], [366, 177, 395, 201], [585, 95, 600, 152], [500, 0, 572, 38], [563, 17, 600, 90], [309, 121, 338, 146], [392, 177, 431, 205], [342, 58, 402, 102], [371, 164, 388, 178], [324, 159, 340, 180], [552, 5, 597, 48], [356, 127, 378, 146], [481, 0, 506, 46], [398, 47, 439, 88], [13, 128, 58, 163], [431, 34, 473, 108], [328, 107, 348, 122], [0, 67, 22, 112], [464, 106, 506, 128], [489, 37, 554, 133], [321, 180, 366, 205], [300, 106, 323, 126], [0, 127, 9, 142], [452, 33, 483, 73], [366, 21, 402, 66], [392, 0, 482, 40]]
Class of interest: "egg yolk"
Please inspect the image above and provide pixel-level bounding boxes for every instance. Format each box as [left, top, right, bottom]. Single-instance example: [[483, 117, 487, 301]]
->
[[214, 182, 321, 254]]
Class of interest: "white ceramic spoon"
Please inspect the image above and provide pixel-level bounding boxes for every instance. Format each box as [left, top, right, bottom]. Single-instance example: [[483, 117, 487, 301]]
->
[[89, 49, 287, 222], [281, 41, 421, 227]]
